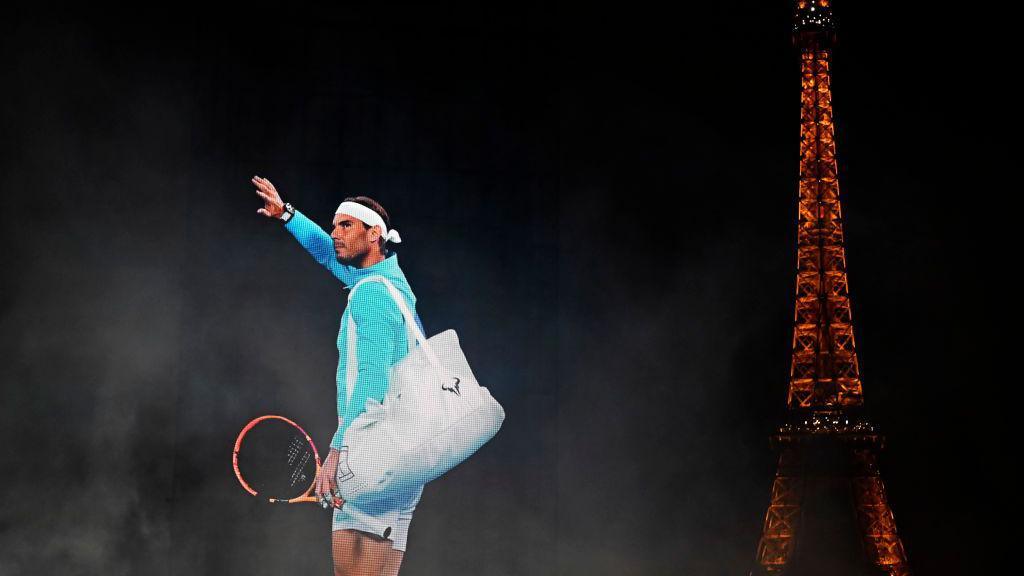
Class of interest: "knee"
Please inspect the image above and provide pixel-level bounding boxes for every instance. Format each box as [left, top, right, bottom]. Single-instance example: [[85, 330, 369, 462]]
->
[[333, 554, 362, 576], [332, 531, 381, 576], [332, 534, 357, 576], [332, 553, 348, 576]]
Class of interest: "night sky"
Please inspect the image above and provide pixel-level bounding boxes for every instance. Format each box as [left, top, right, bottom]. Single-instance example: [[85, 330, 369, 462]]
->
[[0, 2, 1001, 575]]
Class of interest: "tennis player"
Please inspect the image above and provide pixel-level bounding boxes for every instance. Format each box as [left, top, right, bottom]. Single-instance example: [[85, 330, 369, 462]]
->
[[253, 175, 424, 576]]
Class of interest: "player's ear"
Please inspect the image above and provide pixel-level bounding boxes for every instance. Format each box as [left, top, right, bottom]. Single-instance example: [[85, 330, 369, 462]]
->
[[368, 226, 381, 243]]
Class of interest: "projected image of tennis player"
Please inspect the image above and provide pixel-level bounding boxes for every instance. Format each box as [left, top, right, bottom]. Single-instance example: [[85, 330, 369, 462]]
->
[[252, 175, 419, 574], [251, 175, 504, 576]]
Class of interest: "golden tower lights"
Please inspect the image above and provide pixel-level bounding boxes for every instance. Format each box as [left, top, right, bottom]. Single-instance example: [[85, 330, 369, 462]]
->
[[751, 2, 911, 575]]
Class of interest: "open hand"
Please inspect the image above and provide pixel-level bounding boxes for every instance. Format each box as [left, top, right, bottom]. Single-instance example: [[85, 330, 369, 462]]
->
[[252, 175, 285, 219]]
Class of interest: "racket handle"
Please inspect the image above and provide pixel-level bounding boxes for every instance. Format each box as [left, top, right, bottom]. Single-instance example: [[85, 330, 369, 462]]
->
[[269, 496, 319, 504]]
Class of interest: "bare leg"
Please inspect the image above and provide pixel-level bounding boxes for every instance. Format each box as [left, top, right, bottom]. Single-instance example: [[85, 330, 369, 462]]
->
[[332, 529, 404, 576], [380, 547, 404, 576]]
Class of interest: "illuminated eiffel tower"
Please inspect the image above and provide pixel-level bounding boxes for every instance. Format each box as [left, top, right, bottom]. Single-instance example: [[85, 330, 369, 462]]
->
[[751, 2, 911, 575]]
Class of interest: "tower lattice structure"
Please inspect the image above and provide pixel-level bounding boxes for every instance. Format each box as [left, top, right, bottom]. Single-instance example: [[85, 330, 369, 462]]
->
[[751, 2, 911, 575]]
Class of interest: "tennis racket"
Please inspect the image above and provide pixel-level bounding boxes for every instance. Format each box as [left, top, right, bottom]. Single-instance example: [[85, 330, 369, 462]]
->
[[232, 414, 340, 507]]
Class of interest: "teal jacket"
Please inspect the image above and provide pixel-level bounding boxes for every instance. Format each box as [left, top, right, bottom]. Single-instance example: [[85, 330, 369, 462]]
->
[[284, 209, 421, 450]]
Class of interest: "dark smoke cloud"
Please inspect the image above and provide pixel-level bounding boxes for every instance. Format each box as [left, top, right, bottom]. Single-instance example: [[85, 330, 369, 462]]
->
[[1, 12, 188, 575], [2, 3, 1002, 575]]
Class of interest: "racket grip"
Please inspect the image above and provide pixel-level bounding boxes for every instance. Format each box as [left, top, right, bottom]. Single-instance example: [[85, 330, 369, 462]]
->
[[269, 496, 320, 504]]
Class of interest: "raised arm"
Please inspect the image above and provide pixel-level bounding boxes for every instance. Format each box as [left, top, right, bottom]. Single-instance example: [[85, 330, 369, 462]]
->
[[252, 175, 358, 285]]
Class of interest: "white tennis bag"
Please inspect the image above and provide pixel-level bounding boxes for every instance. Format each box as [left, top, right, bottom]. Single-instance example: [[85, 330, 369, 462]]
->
[[336, 276, 505, 504]]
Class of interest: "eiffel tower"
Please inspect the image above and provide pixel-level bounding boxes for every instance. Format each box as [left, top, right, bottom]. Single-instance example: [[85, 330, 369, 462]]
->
[[751, 2, 911, 575]]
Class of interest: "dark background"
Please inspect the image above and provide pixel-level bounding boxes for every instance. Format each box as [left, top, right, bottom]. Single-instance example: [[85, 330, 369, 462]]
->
[[0, 2, 1002, 575]]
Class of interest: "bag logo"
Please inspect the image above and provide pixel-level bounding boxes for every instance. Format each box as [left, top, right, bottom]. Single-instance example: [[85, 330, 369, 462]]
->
[[442, 376, 462, 396]]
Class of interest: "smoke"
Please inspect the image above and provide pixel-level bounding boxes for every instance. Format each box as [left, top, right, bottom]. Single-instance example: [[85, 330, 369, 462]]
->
[[2, 3, 997, 575], [0, 8, 783, 574], [0, 13, 188, 575], [549, 184, 789, 574]]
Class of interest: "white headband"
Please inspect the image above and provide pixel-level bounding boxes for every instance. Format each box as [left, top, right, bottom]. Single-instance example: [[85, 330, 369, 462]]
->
[[335, 201, 402, 244]]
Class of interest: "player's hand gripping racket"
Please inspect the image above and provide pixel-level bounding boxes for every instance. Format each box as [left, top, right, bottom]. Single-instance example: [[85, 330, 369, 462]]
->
[[232, 415, 341, 508]]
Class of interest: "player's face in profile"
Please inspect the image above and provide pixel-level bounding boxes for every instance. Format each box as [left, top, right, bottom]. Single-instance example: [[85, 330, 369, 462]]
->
[[331, 214, 373, 264]]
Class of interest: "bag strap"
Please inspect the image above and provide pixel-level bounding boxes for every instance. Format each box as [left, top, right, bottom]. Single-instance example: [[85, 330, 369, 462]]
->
[[344, 275, 444, 402]]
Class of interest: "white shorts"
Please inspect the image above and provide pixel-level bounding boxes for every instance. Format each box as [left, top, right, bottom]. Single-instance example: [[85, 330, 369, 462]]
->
[[332, 483, 423, 552]]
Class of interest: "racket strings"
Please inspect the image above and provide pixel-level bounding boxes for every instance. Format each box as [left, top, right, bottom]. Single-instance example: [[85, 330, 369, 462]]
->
[[237, 419, 318, 500], [287, 437, 314, 488]]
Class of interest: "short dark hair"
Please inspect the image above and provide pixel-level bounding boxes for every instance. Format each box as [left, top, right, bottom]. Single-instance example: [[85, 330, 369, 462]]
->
[[343, 196, 391, 253]]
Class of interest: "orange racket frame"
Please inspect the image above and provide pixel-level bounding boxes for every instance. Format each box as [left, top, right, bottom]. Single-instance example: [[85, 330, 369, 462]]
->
[[232, 414, 322, 504]]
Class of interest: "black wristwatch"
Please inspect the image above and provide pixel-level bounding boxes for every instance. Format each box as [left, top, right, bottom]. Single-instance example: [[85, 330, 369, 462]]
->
[[281, 203, 295, 223]]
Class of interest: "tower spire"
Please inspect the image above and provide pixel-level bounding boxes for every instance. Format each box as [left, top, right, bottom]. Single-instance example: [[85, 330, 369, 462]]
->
[[788, 0, 862, 411]]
